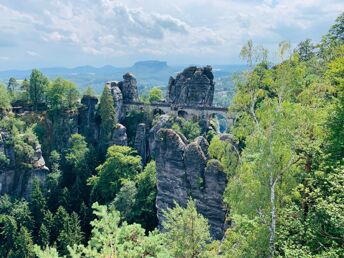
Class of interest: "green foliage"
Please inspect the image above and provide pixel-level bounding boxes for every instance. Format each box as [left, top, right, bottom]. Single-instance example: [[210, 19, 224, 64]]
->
[[148, 87, 164, 102], [47, 77, 80, 111], [0, 83, 11, 112], [83, 86, 96, 97], [57, 211, 83, 255], [30, 179, 47, 236], [162, 199, 212, 258], [132, 161, 158, 231], [98, 85, 116, 148], [29, 69, 49, 109], [69, 202, 166, 257], [172, 117, 201, 140], [90, 145, 142, 203], [65, 134, 89, 170], [8, 77, 19, 92], [113, 180, 137, 222]]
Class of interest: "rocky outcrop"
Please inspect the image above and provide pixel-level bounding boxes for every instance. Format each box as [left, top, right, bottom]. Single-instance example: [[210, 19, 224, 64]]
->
[[0, 132, 49, 200], [106, 73, 139, 120], [78, 95, 99, 143], [167, 66, 215, 107], [119, 73, 139, 103], [153, 128, 227, 239], [106, 82, 123, 121], [110, 124, 128, 146], [134, 123, 147, 165], [148, 115, 173, 159]]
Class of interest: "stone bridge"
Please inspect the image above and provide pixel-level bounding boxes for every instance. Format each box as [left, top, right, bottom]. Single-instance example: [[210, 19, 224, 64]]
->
[[123, 101, 235, 127]]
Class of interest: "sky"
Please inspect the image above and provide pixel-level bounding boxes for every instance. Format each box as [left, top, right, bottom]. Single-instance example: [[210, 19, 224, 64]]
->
[[0, 0, 343, 70]]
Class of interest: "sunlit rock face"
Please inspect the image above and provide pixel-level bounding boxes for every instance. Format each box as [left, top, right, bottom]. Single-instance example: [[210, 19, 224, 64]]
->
[[167, 66, 215, 107], [153, 128, 227, 240]]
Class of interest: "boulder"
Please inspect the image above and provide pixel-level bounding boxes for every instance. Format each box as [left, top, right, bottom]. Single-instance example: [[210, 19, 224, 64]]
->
[[110, 124, 128, 146]]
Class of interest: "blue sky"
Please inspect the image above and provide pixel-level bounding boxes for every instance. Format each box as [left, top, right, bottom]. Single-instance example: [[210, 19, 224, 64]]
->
[[0, 0, 343, 70]]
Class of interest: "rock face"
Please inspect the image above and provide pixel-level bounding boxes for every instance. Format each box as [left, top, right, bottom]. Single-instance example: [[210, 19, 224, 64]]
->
[[110, 124, 128, 146], [153, 128, 227, 240], [106, 73, 139, 120], [0, 132, 49, 200], [79, 95, 99, 143], [167, 66, 215, 107], [119, 73, 139, 103], [134, 123, 148, 165]]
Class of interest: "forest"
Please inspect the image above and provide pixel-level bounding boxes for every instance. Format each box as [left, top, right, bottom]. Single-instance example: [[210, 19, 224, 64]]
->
[[0, 12, 343, 258]]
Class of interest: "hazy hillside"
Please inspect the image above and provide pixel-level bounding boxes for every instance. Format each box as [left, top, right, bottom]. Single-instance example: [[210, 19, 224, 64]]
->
[[0, 61, 245, 106]]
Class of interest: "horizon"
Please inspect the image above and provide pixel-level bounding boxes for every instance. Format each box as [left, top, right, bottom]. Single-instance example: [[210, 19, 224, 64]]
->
[[0, 60, 247, 73], [1, 0, 343, 70]]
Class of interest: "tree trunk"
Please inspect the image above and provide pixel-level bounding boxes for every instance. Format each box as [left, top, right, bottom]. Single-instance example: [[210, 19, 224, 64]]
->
[[269, 175, 276, 257]]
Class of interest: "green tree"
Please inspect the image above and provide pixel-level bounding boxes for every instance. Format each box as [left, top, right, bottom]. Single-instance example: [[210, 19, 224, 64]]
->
[[83, 86, 96, 97], [148, 87, 164, 102], [29, 69, 49, 109], [0, 83, 11, 112], [172, 118, 201, 141], [90, 145, 141, 203], [8, 77, 19, 93], [11, 226, 35, 258], [30, 179, 47, 236], [69, 203, 167, 257], [162, 199, 211, 258], [57, 212, 83, 255], [133, 160, 158, 231], [98, 85, 116, 149], [113, 180, 137, 222], [46, 77, 79, 112]]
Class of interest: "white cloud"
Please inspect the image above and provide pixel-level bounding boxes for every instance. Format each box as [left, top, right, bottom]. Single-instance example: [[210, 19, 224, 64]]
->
[[0, 0, 343, 69], [26, 50, 40, 57]]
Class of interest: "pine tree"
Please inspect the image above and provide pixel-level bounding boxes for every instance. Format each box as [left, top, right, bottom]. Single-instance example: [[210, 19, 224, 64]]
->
[[30, 179, 47, 238], [98, 85, 116, 150]]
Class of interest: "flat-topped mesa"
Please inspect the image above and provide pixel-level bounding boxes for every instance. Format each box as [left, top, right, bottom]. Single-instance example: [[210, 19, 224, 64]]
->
[[167, 66, 215, 107]]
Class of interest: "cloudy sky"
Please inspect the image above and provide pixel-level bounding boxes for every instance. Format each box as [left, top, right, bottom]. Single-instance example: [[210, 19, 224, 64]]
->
[[0, 0, 343, 70]]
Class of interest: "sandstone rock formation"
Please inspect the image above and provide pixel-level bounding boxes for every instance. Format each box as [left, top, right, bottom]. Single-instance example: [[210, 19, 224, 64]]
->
[[153, 128, 227, 240], [134, 123, 147, 165], [79, 95, 99, 143], [167, 66, 215, 107], [110, 124, 128, 146], [0, 132, 49, 200], [119, 73, 139, 103]]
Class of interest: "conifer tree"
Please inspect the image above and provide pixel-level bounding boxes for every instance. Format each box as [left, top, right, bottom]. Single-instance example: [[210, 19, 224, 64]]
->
[[98, 85, 116, 150]]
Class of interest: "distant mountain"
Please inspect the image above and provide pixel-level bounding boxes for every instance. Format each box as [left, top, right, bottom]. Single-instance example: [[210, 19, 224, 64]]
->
[[0, 61, 246, 95]]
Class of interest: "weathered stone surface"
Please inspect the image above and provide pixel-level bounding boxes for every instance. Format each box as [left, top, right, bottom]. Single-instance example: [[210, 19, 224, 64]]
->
[[79, 95, 99, 143], [110, 124, 128, 146], [154, 128, 227, 239], [119, 73, 139, 103], [0, 132, 49, 200], [155, 129, 188, 224], [134, 123, 147, 165], [167, 66, 215, 107], [148, 115, 173, 159]]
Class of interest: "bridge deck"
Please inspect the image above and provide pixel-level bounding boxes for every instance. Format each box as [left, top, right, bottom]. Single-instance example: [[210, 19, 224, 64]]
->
[[123, 101, 228, 112]]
